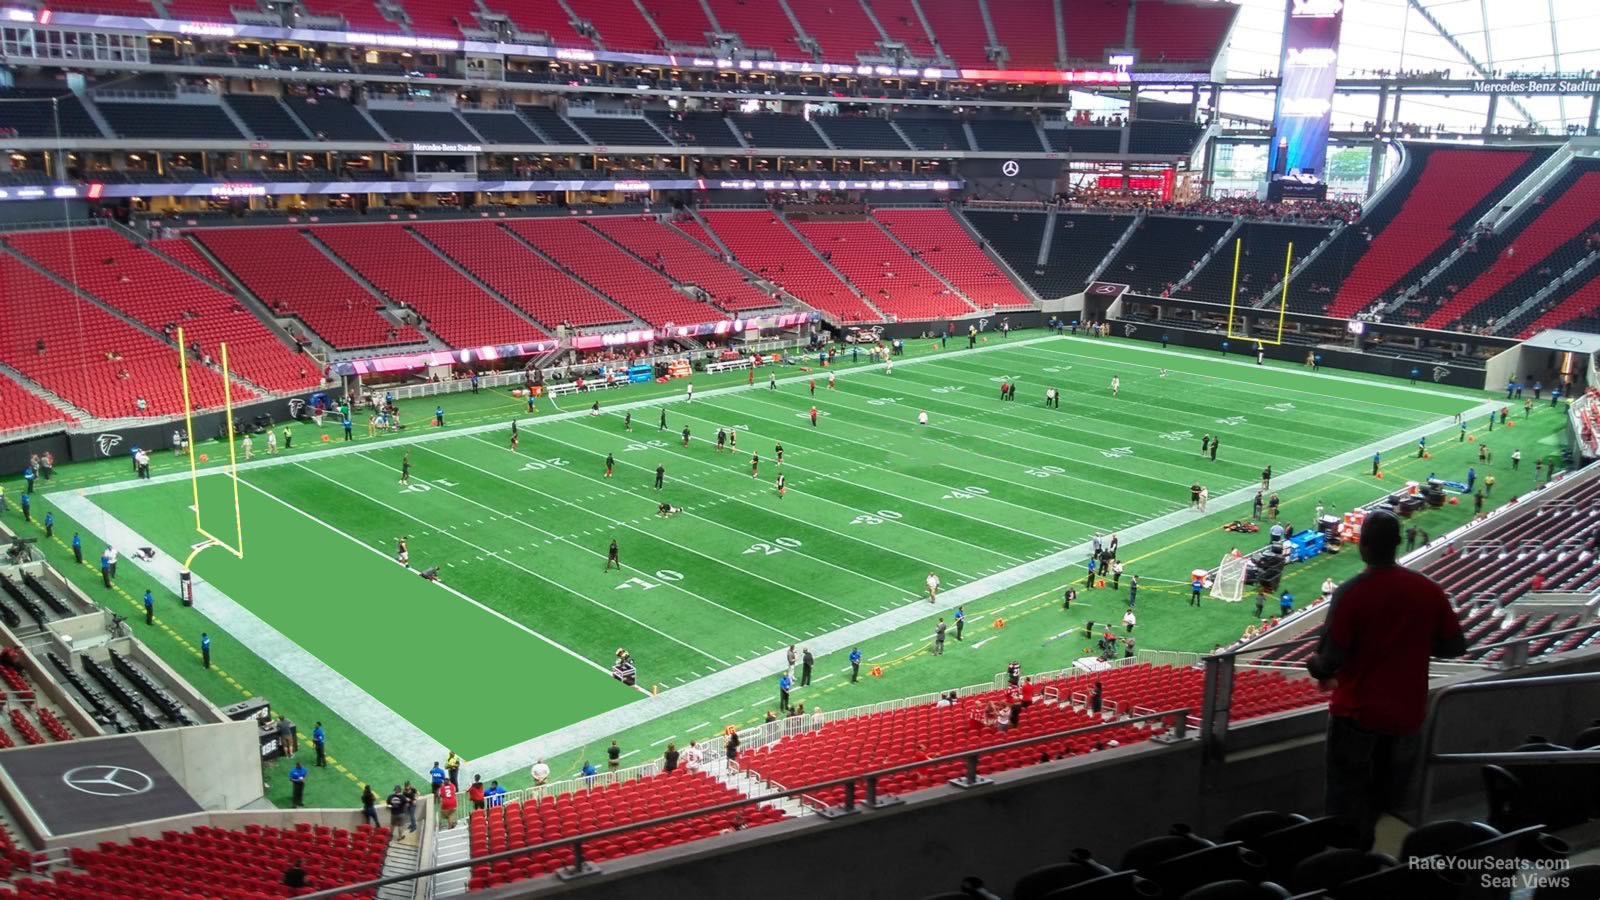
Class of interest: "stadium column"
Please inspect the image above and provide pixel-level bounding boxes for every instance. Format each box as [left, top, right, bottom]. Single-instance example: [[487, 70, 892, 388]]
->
[[1589, 95, 1599, 136]]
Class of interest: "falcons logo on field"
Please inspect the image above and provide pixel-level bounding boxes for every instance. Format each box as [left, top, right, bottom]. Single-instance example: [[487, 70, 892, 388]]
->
[[96, 434, 124, 457]]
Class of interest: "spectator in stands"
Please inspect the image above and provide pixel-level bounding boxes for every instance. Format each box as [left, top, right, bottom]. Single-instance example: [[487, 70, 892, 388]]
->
[[386, 785, 406, 834], [468, 775, 485, 811], [283, 860, 306, 893], [360, 784, 380, 828], [1307, 510, 1466, 850], [663, 743, 679, 772], [1089, 681, 1103, 714]]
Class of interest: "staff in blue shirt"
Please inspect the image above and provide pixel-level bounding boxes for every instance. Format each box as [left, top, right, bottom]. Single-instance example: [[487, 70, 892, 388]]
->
[[434, 405, 445, 427], [778, 672, 793, 711], [486, 781, 506, 807], [200, 632, 211, 669], [42, 511, 52, 539], [22, 466, 35, 493], [954, 606, 966, 641], [342, 413, 353, 441], [429, 762, 446, 795], [143, 590, 154, 625], [312, 722, 327, 768], [849, 647, 862, 682], [71, 532, 82, 565], [581, 761, 597, 787], [289, 760, 308, 808], [19, 493, 29, 523]]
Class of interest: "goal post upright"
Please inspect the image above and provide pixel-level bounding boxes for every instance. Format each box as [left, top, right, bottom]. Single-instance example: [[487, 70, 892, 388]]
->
[[175, 326, 245, 568]]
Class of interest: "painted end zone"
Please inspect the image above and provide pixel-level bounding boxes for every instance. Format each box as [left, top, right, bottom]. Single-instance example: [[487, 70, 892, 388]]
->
[[89, 475, 639, 759]]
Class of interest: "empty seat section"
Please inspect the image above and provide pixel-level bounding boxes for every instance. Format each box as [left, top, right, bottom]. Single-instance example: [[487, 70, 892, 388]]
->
[[1518, 268, 1600, 337], [1047, 127, 1122, 154], [871, 0, 937, 58], [491, 0, 587, 43], [643, 0, 714, 46], [1133, 0, 1236, 62], [568, 115, 671, 146], [6, 229, 319, 392], [414, 221, 629, 328], [705, 0, 808, 60], [0, 89, 103, 138], [367, 108, 478, 142], [580, 0, 662, 50], [1325, 148, 1536, 318], [969, 118, 1044, 152], [1183, 223, 1334, 305], [0, 372, 75, 433], [300, 0, 398, 31], [148, 239, 230, 288], [918, 0, 991, 67], [462, 111, 544, 144], [814, 115, 909, 150], [875, 209, 1032, 309], [988, 0, 1059, 69], [1102, 216, 1228, 295], [794, 218, 971, 320], [508, 220, 722, 326], [1127, 121, 1202, 155], [517, 105, 587, 144], [732, 114, 828, 149], [1064, 0, 1129, 62], [161, 0, 248, 22], [313, 224, 548, 347], [0, 256, 240, 417], [467, 770, 785, 887], [42, 0, 154, 14], [961, 210, 1046, 292], [196, 227, 422, 350], [1425, 170, 1600, 330], [788, 0, 882, 62], [286, 96, 385, 141], [95, 102, 244, 140], [701, 211, 880, 322], [645, 110, 741, 147], [401, 0, 483, 37], [223, 94, 309, 141], [589, 218, 781, 312], [39, 823, 390, 898], [895, 116, 971, 151]]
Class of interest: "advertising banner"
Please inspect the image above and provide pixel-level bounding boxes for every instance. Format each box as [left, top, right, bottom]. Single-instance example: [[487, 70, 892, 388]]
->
[[1267, 0, 1345, 200]]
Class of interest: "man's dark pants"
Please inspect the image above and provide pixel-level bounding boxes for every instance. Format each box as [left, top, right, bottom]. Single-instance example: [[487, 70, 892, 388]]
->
[[1324, 716, 1419, 852]]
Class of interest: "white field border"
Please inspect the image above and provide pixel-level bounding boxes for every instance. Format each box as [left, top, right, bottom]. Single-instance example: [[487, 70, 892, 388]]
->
[[55, 335, 1497, 779]]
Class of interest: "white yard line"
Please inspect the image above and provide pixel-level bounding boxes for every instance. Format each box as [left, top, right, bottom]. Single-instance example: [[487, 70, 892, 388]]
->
[[295, 462, 731, 666]]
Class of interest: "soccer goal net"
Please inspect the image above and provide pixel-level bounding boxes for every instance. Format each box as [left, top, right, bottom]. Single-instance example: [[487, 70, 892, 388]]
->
[[1211, 553, 1248, 603]]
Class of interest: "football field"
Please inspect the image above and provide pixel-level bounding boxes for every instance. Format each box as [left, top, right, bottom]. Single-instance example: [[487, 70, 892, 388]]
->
[[58, 334, 1492, 774]]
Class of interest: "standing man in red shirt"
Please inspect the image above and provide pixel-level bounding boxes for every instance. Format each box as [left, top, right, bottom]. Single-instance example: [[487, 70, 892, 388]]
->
[[1308, 510, 1465, 850]]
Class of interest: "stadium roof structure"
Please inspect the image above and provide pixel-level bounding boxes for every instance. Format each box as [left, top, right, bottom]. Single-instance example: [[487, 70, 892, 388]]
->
[[1217, 0, 1600, 133]]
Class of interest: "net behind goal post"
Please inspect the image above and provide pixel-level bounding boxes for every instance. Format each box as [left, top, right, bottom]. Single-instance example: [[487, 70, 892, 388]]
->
[[1211, 553, 1248, 603]]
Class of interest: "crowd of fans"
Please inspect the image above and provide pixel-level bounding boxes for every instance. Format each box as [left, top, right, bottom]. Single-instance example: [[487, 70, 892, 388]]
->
[[1057, 190, 1362, 225]]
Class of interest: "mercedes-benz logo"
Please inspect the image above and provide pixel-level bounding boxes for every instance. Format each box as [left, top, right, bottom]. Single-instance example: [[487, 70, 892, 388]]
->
[[62, 765, 155, 797], [1001, 160, 1020, 177], [1553, 336, 1583, 348]]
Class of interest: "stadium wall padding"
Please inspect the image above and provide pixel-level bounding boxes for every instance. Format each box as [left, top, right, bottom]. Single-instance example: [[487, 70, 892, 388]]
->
[[1112, 319, 1494, 389]]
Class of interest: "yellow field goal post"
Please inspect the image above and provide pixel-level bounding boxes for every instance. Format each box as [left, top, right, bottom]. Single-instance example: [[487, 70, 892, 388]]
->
[[1224, 238, 1294, 346], [176, 326, 244, 579]]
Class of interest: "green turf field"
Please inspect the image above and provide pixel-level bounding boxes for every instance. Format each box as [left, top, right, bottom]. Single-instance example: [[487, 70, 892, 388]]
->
[[20, 331, 1565, 791]]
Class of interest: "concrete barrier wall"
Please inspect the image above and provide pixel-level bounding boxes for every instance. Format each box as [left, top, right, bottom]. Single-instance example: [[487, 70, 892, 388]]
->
[[135, 720, 263, 812]]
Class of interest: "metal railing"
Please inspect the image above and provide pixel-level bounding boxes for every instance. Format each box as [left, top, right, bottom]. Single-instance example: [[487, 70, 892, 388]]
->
[[489, 759, 661, 810], [1414, 670, 1600, 822], [297, 707, 1191, 899]]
